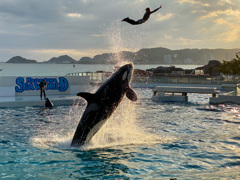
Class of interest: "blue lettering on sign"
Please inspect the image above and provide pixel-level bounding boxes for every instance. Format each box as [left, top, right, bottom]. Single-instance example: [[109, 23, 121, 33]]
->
[[59, 77, 69, 91], [15, 77, 69, 93], [15, 77, 24, 93]]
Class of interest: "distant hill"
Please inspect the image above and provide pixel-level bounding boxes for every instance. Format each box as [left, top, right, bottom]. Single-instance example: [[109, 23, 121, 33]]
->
[[5, 47, 240, 65], [6, 56, 37, 63], [77, 47, 240, 65], [46, 55, 77, 64]]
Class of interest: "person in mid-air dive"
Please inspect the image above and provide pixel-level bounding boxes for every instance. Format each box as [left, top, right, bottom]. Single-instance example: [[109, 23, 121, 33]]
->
[[122, 4, 162, 25]]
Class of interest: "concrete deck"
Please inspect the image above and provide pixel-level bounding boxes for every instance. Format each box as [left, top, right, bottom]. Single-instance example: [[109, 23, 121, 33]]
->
[[210, 95, 240, 105], [152, 86, 220, 103], [153, 86, 220, 95], [0, 95, 81, 108]]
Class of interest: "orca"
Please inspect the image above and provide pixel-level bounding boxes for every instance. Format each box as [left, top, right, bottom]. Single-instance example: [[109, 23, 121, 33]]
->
[[71, 63, 137, 147], [45, 98, 54, 108]]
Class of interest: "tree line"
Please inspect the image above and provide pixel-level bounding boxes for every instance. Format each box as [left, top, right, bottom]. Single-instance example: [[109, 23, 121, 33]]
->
[[217, 52, 240, 75]]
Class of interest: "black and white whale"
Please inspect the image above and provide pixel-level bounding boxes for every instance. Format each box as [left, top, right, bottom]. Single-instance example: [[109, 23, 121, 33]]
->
[[71, 63, 137, 147]]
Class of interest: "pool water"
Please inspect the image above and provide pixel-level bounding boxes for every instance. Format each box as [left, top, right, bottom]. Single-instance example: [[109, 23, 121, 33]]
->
[[1, 89, 240, 179]]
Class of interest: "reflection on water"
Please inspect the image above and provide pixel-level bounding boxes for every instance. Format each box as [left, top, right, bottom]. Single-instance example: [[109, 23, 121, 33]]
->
[[1, 89, 240, 179], [72, 148, 130, 179]]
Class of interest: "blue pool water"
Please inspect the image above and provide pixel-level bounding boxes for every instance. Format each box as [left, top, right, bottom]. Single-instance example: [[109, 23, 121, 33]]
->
[[1, 88, 240, 179]]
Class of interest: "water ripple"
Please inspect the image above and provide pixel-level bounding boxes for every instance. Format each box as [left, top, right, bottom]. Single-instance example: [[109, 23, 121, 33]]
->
[[1, 91, 240, 179]]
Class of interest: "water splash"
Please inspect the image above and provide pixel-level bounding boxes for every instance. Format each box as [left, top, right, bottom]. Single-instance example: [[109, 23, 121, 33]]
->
[[32, 96, 162, 150], [103, 20, 143, 65], [81, 21, 161, 149], [86, 98, 162, 150], [31, 101, 84, 149], [32, 21, 161, 150]]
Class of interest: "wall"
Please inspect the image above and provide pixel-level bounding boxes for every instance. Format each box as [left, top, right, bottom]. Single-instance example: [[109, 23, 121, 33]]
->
[[0, 76, 90, 97], [0, 77, 16, 96]]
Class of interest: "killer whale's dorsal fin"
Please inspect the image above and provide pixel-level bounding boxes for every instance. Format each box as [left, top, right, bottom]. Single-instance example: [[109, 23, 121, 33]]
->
[[45, 98, 54, 108], [126, 87, 138, 101], [77, 92, 95, 103]]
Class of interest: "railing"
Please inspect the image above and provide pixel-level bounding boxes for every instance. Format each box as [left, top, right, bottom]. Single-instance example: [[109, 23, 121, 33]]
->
[[132, 75, 240, 85], [66, 72, 112, 82], [66, 72, 240, 85]]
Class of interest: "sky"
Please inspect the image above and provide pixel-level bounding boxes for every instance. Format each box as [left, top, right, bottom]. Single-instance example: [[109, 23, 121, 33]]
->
[[0, 0, 240, 62]]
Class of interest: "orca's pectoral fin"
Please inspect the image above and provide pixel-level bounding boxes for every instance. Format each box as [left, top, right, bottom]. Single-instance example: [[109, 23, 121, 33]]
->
[[77, 92, 95, 103], [126, 88, 138, 101]]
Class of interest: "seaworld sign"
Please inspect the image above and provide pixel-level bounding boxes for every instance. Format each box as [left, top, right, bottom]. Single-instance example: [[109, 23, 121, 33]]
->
[[15, 77, 69, 93]]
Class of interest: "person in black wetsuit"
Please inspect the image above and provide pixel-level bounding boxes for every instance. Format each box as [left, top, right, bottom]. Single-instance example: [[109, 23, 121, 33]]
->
[[39, 79, 47, 100], [122, 4, 162, 25]]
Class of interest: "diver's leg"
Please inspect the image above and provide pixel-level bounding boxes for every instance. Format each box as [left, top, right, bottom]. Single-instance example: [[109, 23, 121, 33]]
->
[[136, 18, 146, 24], [122, 17, 138, 25]]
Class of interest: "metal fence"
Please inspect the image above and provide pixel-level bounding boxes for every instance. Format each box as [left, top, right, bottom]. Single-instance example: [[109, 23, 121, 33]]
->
[[66, 72, 240, 85], [132, 75, 240, 85], [66, 72, 112, 82]]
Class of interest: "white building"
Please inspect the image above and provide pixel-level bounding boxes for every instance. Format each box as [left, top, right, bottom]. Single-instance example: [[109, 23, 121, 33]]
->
[[164, 54, 172, 63]]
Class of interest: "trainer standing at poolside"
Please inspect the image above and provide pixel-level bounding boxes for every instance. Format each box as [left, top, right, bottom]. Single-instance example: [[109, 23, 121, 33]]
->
[[39, 79, 47, 100]]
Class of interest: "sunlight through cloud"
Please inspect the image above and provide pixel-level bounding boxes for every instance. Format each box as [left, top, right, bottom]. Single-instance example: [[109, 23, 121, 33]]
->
[[155, 13, 174, 22], [200, 9, 240, 20], [178, 0, 210, 7], [67, 13, 82, 18]]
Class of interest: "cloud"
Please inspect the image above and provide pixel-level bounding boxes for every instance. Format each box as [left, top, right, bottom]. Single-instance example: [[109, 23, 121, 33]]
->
[[155, 13, 174, 22], [177, 37, 202, 46], [67, 13, 82, 18], [178, 0, 210, 7], [214, 18, 240, 42], [218, 0, 233, 5], [0, 0, 240, 62], [198, 6, 240, 43], [200, 9, 240, 20]]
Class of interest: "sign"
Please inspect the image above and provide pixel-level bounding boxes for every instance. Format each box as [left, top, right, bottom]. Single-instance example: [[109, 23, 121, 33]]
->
[[15, 77, 69, 93]]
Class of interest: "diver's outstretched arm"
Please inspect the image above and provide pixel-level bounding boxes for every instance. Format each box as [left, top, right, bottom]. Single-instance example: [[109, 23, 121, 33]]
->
[[150, 4, 162, 14]]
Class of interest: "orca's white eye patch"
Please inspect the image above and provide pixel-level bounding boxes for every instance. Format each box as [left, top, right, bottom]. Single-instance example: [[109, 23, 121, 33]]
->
[[128, 68, 133, 82], [122, 71, 128, 81]]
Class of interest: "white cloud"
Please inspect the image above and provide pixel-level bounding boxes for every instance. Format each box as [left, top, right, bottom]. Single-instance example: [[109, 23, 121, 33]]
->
[[200, 9, 240, 20], [214, 18, 240, 42], [218, 0, 232, 5], [67, 13, 82, 18], [155, 13, 174, 22], [178, 0, 210, 7], [0, 0, 240, 62], [177, 37, 202, 46]]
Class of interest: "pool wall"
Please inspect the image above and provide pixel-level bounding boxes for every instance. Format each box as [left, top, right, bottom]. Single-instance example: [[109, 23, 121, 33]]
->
[[0, 76, 91, 97]]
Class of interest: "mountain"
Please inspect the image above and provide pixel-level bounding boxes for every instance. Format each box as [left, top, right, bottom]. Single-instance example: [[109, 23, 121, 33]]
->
[[5, 47, 240, 64], [78, 48, 172, 64], [46, 55, 77, 64], [6, 56, 37, 63], [78, 47, 240, 65]]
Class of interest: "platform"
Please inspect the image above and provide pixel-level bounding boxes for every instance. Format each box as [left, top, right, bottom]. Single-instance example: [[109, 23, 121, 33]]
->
[[210, 95, 240, 105], [0, 95, 82, 108], [152, 86, 220, 103], [209, 89, 240, 105]]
